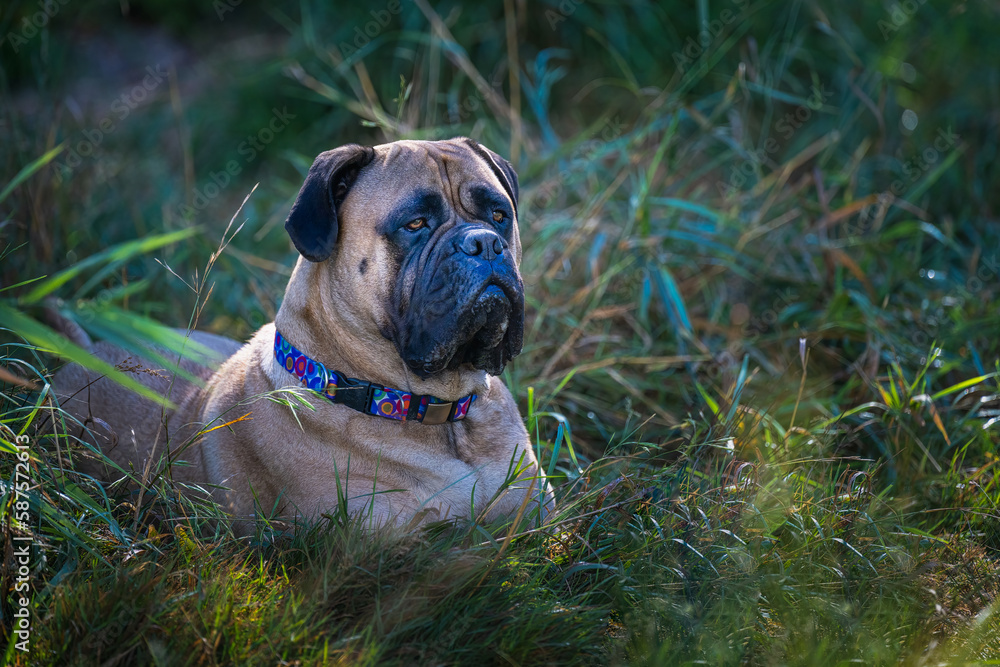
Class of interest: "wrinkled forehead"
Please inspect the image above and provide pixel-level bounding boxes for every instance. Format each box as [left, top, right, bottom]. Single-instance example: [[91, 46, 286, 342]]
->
[[343, 140, 505, 221]]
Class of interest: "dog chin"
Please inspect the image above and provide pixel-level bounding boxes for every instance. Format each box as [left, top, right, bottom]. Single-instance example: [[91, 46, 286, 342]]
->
[[450, 286, 514, 373], [401, 284, 523, 379]]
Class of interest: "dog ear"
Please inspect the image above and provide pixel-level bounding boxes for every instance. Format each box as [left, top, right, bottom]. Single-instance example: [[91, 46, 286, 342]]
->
[[463, 139, 519, 215], [284, 144, 376, 262]]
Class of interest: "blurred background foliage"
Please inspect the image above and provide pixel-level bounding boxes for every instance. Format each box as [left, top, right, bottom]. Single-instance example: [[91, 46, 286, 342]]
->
[[2, 0, 999, 663]]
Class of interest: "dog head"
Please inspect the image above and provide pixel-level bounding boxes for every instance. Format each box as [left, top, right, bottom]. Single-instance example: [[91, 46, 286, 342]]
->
[[283, 138, 524, 379]]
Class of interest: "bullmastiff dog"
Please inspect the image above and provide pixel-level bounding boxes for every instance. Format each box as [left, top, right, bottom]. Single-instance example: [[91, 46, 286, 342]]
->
[[53, 137, 551, 533]]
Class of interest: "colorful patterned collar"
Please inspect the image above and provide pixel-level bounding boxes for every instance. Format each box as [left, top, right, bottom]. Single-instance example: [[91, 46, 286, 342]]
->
[[273, 330, 475, 424]]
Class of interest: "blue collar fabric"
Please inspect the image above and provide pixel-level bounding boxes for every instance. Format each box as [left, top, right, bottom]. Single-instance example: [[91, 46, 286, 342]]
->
[[273, 330, 476, 424]]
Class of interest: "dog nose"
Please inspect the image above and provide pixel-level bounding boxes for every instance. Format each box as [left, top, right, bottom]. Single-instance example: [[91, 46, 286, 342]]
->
[[458, 229, 504, 260]]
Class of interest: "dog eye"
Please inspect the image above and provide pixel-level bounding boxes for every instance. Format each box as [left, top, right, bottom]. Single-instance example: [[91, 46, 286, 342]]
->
[[492, 210, 506, 223], [404, 218, 427, 231]]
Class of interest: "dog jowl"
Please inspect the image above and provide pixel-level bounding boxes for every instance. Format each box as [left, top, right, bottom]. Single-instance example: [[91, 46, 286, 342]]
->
[[53, 137, 552, 532]]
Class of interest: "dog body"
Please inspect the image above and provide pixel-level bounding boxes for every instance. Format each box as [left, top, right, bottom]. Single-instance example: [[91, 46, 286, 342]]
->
[[54, 138, 550, 530]]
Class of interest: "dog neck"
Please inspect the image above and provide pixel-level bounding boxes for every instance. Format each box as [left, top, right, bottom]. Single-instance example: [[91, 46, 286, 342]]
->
[[273, 258, 488, 402]]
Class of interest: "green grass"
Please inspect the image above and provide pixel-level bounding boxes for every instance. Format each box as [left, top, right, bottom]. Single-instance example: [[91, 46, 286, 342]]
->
[[2, 0, 1000, 664]]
